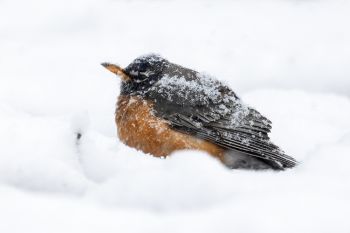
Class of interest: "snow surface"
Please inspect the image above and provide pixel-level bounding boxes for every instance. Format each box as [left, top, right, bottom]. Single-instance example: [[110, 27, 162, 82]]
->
[[1, 0, 350, 232]]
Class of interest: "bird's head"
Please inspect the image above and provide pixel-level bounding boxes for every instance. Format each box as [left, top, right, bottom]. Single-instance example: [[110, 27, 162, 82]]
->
[[102, 54, 169, 94]]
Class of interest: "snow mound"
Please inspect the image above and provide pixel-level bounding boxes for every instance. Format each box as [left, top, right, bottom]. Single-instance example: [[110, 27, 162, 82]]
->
[[1, 89, 350, 233]]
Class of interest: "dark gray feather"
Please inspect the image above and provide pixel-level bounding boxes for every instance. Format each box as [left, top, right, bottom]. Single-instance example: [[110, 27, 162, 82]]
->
[[128, 55, 298, 169]]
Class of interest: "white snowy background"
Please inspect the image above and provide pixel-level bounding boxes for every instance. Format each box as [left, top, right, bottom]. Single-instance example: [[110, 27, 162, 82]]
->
[[1, 0, 350, 232]]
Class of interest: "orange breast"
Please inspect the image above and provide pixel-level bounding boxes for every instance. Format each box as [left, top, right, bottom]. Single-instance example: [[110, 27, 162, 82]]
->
[[115, 95, 226, 161]]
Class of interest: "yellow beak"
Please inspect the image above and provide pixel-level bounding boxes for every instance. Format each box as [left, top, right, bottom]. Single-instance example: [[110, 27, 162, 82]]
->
[[101, 62, 131, 81]]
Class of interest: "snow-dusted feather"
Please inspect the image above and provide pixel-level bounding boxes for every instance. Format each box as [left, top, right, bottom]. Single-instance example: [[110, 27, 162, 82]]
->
[[141, 60, 297, 169]]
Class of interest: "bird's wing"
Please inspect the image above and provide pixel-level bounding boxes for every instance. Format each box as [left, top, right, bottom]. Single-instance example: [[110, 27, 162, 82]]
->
[[144, 68, 297, 169]]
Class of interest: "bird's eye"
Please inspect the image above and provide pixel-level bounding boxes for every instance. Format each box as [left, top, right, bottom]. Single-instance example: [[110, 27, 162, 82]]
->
[[138, 62, 150, 72]]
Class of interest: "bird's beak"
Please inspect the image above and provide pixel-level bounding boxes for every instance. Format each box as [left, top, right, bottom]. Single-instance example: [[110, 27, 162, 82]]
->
[[101, 62, 131, 82]]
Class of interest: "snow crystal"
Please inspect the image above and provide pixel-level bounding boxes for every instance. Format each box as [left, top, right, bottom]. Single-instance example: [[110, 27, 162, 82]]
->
[[149, 71, 251, 128], [241, 137, 250, 146], [132, 53, 164, 64], [151, 73, 221, 104]]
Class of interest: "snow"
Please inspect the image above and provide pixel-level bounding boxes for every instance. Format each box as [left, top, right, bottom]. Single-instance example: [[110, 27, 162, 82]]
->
[[1, 0, 350, 232], [151, 73, 226, 104]]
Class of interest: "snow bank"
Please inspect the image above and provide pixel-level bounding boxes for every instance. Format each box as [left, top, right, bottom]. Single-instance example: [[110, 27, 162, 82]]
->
[[1, 90, 350, 232], [1, 0, 350, 232]]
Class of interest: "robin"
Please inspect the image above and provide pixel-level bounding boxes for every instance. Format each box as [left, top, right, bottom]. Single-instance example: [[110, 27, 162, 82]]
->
[[102, 54, 297, 170]]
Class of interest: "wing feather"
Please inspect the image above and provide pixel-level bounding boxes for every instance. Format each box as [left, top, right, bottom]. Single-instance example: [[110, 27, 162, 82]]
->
[[142, 64, 297, 169]]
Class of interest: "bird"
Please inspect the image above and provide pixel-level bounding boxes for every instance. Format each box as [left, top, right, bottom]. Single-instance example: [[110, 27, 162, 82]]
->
[[101, 54, 297, 170]]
